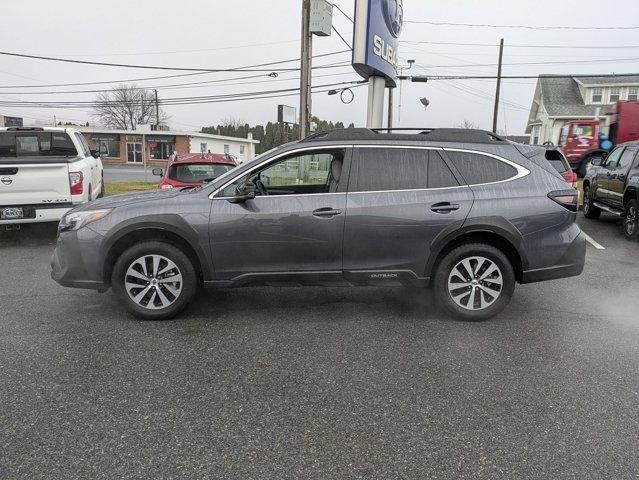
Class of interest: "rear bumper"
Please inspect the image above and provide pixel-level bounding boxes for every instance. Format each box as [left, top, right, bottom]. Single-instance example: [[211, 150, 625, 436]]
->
[[0, 206, 72, 225], [521, 231, 586, 283]]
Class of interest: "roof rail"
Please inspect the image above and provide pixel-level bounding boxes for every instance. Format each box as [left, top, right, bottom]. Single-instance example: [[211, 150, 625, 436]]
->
[[301, 128, 509, 144]]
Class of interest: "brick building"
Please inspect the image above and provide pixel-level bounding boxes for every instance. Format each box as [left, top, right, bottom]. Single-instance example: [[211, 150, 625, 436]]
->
[[77, 125, 259, 166]]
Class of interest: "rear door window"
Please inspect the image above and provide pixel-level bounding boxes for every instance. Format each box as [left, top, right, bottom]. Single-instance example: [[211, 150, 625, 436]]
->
[[445, 150, 518, 185], [0, 131, 77, 157], [353, 148, 458, 192]]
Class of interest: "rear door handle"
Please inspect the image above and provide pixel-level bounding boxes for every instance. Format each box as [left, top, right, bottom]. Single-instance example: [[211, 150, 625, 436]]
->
[[312, 207, 342, 218], [430, 202, 460, 214]]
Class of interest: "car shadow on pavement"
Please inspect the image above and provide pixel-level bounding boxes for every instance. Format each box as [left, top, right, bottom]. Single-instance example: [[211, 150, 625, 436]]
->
[[0, 223, 58, 248]]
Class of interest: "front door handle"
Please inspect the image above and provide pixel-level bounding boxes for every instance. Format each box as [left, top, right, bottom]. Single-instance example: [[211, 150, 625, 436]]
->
[[430, 202, 460, 214], [312, 207, 342, 218]]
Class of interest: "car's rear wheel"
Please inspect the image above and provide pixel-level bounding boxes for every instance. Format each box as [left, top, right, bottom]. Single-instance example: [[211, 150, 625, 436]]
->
[[583, 185, 601, 219], [112, 241, 197, 320], [624, 199, 639, 240], [434, 243, 515, 322]]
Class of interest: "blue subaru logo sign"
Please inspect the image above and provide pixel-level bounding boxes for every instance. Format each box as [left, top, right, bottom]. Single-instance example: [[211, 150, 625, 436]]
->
[[352, 0, 402, 87], [382, 0, 403, 38]]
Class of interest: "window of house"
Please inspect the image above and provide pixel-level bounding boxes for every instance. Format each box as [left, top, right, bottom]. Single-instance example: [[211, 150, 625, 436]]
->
[[353, 148, 458, 192], [592, 88, 603, 103], [224, 144, 230, 154], [200, 142, 207, 153], [148, 141, 174, 160], [610, 87, 621, 103], [446, 151, 518, 185], [218, 149, 343, 197], [240, 145, 245, 155], [96, 139, 120, 157], [628, 87, 638, 102]]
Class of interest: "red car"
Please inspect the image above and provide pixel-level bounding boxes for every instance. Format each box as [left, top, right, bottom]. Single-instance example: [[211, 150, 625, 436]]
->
[[153, 153, 237, 190]]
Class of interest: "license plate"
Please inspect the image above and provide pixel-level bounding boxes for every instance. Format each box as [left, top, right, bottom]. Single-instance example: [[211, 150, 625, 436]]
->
[[1, 207, 24, 220]]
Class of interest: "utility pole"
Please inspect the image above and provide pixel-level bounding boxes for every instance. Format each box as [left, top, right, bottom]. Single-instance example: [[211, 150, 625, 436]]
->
[[492, 38, 504, 134], [397, 59, 414, 126], [299, 0, 313, 139], [154, 89, 160, 127]]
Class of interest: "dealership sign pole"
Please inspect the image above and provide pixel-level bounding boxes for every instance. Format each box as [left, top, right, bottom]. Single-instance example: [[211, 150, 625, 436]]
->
[[352, 0, 402, 128]]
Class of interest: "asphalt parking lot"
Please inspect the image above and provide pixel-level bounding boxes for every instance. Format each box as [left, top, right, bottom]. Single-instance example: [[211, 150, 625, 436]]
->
[[1, 214, 638, 479]]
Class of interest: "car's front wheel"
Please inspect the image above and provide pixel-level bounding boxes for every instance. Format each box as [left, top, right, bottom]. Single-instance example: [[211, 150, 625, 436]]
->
[[112, 241, 197, 320], [434, 243, 515, 321], [583, 184, 601, 219], [624, 198, 639, 240]]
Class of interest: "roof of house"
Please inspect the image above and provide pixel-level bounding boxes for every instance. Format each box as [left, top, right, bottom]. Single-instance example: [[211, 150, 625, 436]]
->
[[574, 75, 639, 87], [538, 76, 613, 117], [75, 126, 260, 144]]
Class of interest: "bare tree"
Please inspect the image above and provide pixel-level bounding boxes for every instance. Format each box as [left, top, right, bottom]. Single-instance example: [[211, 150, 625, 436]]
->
[[93, 84, 168, 130], [457, 119, 479, 129]]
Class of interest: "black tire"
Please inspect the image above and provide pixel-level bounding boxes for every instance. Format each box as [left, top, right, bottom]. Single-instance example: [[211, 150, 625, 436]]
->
[[583, 184, 601, 219], [88, 184, 92, 202], [97, 173, 105, 198], [434, 243, 515, 322], [112, 241, 197, 320], [623, 198, 639, 240]]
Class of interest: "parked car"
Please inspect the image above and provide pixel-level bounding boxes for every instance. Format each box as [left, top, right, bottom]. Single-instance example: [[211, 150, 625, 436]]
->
[[544, 147, 578, 187], [0, 127, 104, 226], [153, 153, 237, 190], [51, 128, 585, 321], [582, 141, 639, 239]]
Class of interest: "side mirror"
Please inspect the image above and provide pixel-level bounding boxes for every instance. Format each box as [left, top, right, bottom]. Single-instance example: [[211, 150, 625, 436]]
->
[[90, 149, 100, 159], [228, 182, 256, 204], [591, 157, 603, 167], [152, 168, 163, 177]]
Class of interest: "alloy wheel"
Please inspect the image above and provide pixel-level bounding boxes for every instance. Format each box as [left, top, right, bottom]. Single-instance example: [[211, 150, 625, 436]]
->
[[447, 256, 503, 311], [625, 205, 637, 236], [125, 255, 183, 310]]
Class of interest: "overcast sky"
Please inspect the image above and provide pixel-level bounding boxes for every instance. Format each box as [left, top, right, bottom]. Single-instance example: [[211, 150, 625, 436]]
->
[[1, 0, 638, 135]]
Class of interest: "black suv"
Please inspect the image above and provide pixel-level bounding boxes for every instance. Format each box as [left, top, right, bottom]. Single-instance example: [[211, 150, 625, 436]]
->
[[52, 128, 586, 321], [583, 141, 639, 239]]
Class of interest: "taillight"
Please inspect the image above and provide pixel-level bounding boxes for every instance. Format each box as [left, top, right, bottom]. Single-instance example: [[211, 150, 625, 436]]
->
[[548, 190, 578, 212], [69, 172, 84, 195], [561, 170, 578, 187]]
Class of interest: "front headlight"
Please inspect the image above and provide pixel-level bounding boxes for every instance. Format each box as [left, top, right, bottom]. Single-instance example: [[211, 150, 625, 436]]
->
[[59, 209, 112, 233]]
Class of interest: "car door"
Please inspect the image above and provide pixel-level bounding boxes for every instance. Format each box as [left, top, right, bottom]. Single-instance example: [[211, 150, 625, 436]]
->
[[608, 147, 637, 207], [597, 146, 624, 203], [208, 147, 350, 282], [342, 146, 474, 282]]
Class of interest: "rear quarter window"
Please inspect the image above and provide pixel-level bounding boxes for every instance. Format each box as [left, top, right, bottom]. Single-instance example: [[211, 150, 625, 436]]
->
[[445, 150, 518, 185]]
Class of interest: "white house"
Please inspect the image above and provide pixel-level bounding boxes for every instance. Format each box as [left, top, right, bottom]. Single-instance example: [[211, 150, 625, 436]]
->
[[526, 75, 639, 145]]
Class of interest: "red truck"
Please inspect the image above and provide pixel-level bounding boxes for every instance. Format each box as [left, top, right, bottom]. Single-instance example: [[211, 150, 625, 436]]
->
[[558, 101, 639, 176]]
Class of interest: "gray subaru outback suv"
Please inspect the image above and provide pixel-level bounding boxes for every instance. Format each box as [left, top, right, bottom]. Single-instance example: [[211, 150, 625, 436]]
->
[[51, 128, 586, 321]]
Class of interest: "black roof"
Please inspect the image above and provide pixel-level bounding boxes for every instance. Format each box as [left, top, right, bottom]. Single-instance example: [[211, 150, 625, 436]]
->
[[301, 128, 509, 144]]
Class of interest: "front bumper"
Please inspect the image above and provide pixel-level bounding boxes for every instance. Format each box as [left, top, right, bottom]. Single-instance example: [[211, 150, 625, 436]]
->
[[520, 230, 586, 283], [51, 227, 109, 292]]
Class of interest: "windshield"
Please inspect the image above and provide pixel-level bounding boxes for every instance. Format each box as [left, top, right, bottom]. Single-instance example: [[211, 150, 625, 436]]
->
[[0, 131, 78, 157], [169, 163, 235, 183]]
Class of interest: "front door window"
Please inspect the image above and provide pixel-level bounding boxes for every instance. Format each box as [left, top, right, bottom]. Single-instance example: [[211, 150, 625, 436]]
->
[[218, 150, 343, 198], [127, 143, 143, 163]]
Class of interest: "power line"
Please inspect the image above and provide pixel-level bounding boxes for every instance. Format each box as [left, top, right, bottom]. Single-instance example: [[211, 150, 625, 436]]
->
[[331, 3, 354, 23], [0, 68, 356, 95], [424, 73, 639, 80], [0, 80, 366, 108], [404, 20, 639, 30], [401, 40, 639, 49], [418, 56, 639, 69], [0, 49, 350, 73], [332, 25, 353, 50]]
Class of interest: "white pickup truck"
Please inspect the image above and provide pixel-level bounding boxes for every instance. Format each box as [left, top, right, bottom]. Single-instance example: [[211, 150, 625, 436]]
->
[[0, 127, 104, 226]]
